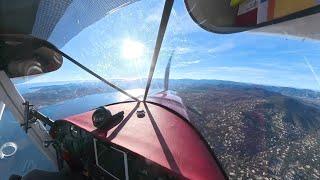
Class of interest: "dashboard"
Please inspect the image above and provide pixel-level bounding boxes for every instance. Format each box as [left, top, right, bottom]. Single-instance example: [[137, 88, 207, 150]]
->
[[49, 102, 225, 180], [50, 120, 181, 180]]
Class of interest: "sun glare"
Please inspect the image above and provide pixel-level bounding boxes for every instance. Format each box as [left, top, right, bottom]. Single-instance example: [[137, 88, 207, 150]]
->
[[117, 88, 145, 101], [121, 39, 145, 59]]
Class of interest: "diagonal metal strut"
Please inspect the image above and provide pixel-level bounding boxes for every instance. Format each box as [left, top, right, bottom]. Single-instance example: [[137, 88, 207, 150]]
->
[[56, 49, 140, 102], [143, 0, 174, 101]]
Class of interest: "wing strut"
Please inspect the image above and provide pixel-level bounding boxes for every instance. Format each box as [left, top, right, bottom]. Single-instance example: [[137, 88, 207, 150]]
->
[[143, 0, 174, 101], [55, 49, 140, 102], [164, 50, 174, 91]]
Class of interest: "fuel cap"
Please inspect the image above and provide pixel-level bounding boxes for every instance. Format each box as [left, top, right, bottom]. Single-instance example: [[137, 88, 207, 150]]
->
[[137, 110, 145, 118]]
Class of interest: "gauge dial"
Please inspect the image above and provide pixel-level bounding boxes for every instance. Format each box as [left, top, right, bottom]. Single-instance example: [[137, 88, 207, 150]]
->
[[92, 107, 112, 128]]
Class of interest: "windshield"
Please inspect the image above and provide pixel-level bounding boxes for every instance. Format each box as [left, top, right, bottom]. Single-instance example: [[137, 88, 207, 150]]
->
[[14, 0, 166, 118], [9, 0, 320, 179], [148, 1, 320, 179]]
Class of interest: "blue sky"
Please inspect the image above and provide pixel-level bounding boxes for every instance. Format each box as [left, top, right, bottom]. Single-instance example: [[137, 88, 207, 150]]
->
[[24, 0, 320, 91]]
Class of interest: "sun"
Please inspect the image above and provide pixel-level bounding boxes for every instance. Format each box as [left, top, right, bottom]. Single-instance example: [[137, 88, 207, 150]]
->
[[121, 39, 145, 59]]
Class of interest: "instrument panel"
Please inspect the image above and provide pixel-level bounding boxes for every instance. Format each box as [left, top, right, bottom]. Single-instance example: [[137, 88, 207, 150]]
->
[[50, 120, 181, 180]]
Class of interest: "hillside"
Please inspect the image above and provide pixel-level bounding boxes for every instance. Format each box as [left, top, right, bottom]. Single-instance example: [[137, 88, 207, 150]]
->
[[177, 85, 320, 179]]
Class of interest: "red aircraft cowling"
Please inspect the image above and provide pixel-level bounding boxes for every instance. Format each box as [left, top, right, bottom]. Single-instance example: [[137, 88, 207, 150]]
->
[[62, 99, 225, 180]]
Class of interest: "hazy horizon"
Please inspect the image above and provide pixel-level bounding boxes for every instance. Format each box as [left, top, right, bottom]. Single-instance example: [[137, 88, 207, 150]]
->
[[13, 77, 320, 92]]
